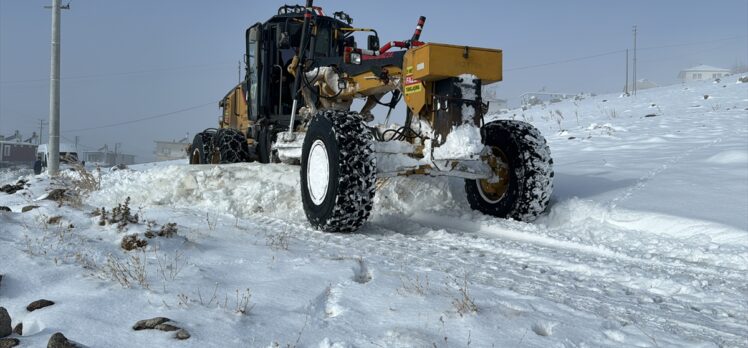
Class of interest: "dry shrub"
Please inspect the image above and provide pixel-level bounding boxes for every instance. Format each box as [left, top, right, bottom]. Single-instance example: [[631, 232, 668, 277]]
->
[[266, 230, 290, 251], [447, 274, 478, 317], [102, 252, 149, 288], [397, 273, 430, 296], [94, 197, 139, 231], [121, 234, 148, 251], [70, 163, 101, 194], [145, 222, 178, 239]]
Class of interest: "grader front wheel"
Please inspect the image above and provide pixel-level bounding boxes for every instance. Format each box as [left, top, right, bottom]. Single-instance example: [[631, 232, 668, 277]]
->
[[465, 120, 554, 221], [300, 110, 376, 232]]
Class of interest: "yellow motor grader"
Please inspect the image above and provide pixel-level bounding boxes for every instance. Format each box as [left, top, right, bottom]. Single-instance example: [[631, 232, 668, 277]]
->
[[189, 1, 553, 232]]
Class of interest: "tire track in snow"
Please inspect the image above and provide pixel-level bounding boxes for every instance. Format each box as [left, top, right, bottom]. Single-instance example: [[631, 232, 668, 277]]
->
[[229, 212, 747, 346], [607, 137, 722, 210], [369, 215, 748, 346]]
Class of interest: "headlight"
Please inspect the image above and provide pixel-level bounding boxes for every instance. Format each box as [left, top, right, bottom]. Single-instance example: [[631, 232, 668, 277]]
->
[[350, 52, 361, 65]]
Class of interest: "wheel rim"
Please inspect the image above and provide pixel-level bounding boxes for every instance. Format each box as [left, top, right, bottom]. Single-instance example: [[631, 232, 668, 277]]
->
[[307, 139, 330, 205], [477, 146, 510, 204]]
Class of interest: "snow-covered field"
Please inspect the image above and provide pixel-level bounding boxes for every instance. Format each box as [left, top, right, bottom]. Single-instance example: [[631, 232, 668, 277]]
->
[[1, 77, 747, 347]]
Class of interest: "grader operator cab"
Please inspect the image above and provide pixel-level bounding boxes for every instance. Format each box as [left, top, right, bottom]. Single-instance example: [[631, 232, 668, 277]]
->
[[189, 1, 554, 232]]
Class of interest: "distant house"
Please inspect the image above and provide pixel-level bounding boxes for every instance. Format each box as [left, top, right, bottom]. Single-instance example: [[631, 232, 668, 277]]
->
[[678, 65, 730, 81], [634, 78, 659, 90], [0, 131, 38, 168], [82, 145, 135, 166], [486, 98, 508, 114], [520, 92, 573, 107], [154, 137, 190, 161], [482, 88, 508, 113]]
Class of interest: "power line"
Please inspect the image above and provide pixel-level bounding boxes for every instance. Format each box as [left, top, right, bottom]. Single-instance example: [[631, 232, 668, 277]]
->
[[504, 35, 747, 72], [60, 135, 95, 150], [638, 40, 738, 64], [0, 63, 234, 85], [61, 101, 216, 133], [506, 49, 625, 72], [638, 35, 747, 51]]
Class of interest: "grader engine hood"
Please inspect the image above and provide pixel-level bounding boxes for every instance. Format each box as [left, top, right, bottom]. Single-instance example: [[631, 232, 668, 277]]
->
[[403, 43, 502, 117]]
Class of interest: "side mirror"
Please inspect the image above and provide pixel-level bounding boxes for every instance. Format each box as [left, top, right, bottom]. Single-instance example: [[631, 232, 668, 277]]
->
[[343, 36, 356, 49], [367, 35, 379, 52]]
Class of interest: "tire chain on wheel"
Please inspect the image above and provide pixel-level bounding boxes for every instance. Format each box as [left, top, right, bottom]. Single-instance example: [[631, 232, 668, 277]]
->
[[320, 110, 377, 232], [213, 128, 251, 164], [510, 121, 554, 221], [467, 120, 554, 221]]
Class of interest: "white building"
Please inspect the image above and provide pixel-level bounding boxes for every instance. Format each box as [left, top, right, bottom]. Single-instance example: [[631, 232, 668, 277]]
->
[[678, 65, 730, 82], [634, 78, 659, 90], [154, 137, 190, 161], [82, 145, 136, 166]]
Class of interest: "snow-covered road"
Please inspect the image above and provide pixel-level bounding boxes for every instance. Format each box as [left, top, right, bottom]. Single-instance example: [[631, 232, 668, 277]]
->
[[1, 77, 747, 347]]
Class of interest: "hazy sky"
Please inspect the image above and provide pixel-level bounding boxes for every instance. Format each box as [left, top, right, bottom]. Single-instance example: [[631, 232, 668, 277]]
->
[[1, 0, 746, 162]]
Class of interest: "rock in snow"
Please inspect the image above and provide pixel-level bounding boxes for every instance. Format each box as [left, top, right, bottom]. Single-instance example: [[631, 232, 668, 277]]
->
[[174, 329, 190, 340], [133, 317, 189, 340], [0, 338, 20, 348], [21, 205, 39, 213], [43, 189, 66, 201], [132, 317, 170, 330], [26, 299, 55, 312], [47, 332, 78, 348], [0, 308, 11, 338], [153, 323, 179, 332]]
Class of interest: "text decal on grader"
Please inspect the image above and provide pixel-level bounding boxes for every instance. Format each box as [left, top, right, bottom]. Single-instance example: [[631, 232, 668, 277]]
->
[[404, 76, 423, 95]]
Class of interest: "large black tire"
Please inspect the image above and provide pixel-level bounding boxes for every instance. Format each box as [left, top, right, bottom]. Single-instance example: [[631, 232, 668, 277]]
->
[[256, 125, 273, 164], [300, 110, 376, 232], [465, 120, 553, 221], [189, 132, 214, 164], [33, 160, 43, 174], [212, 128, 251, 164]]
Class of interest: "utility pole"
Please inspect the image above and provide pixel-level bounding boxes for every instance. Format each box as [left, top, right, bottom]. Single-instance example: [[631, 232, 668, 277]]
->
[[624, 49, 629, 95], [238, 60, 242, 83], [45, 0, 70, 175], [38, 119, 48, 145], [632, 25, 637, 96], [114, 142, 120, 165]]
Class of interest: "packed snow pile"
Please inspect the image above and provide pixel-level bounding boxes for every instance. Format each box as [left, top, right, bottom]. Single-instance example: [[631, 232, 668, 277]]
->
[[431, 123, 483, 159], [1, 77, 747, 347]]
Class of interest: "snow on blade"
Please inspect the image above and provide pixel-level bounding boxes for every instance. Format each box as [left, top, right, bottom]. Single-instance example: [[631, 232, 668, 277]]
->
[[432, 123, 483, 160]]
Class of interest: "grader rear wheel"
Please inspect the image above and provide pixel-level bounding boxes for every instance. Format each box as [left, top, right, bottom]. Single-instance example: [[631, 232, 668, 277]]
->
[[213, 128, 251, 164], [189, 132, 214, 164]]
